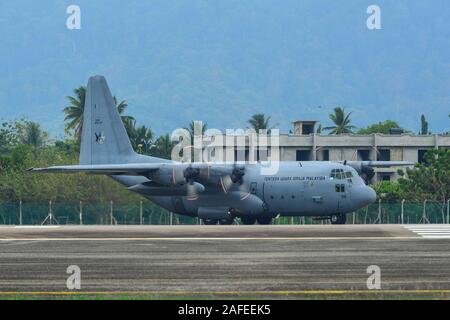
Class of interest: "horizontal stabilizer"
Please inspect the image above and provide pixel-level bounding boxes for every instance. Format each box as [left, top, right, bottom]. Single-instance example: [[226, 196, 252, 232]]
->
[[27, 163, 163, 175]]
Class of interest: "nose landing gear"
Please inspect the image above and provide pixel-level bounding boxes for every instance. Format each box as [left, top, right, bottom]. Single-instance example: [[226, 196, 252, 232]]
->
[[239, 216, 273, 225], [330, 213, 347, 225]]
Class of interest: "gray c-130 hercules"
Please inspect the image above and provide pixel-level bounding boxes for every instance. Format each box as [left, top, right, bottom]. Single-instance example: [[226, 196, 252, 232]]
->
[[29, 76, 412, 225]]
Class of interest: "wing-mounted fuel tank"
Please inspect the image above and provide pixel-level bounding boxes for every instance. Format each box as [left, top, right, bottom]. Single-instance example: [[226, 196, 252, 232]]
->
[[127, 181, 205, 196]]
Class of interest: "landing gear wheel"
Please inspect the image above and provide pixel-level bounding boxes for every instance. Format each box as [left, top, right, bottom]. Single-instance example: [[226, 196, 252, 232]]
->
[[330, 214, 346, 225], [240, 216, 256, 225], [257, 217, 272, 225], [218, 218, 234, 225], [203, 219, 219, 225]]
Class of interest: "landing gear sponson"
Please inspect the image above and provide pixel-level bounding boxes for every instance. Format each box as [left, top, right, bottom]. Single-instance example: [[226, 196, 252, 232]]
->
[[203, 215, 347, 225], [201, 217, 274, 225]]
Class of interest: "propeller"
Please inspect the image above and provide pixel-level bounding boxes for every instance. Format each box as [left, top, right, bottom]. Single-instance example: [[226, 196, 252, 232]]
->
[[361, 165, 375, 185], [183, 166, 203, 200], [342, 160, 412, 185], [219, 164, 250, 199]]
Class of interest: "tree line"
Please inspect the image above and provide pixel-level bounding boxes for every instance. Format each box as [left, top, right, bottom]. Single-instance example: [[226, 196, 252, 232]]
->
[[0, 85, 449, 206]]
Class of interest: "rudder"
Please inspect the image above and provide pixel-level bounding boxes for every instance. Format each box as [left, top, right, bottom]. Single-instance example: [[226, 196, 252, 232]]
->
[[79, 75, 136, 165]]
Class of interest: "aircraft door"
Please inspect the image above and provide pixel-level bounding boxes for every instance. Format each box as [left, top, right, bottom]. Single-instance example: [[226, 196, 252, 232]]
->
[[336, 182, 350, 212]]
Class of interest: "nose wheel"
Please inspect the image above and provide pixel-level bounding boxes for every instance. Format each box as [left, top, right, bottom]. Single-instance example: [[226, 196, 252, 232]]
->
[[202, 219, 218, 225], [240, 216, 257, 225], [330, 214, 346, 225]]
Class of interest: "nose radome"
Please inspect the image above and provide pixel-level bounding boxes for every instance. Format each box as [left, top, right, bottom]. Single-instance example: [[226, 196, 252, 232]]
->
[[365, 186, 377, 205]]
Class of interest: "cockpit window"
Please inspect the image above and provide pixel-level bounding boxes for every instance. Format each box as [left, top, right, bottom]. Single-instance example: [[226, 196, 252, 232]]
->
[[330, 168, 344, 179], [345, 171, 353, 178]]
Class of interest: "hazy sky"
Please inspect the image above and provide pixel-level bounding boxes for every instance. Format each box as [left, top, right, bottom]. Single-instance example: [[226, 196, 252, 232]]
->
[[0, 1, 449, 137]]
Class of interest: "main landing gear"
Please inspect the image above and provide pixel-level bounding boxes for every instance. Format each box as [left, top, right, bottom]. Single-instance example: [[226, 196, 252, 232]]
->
[[202, 218, 235, 225], [240, 217, 256, 225], [330, 213, 347, 225], [240, 216, 273, 225]]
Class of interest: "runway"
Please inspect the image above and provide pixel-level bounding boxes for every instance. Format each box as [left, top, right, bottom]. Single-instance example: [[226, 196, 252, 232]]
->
[[1, 225, 450, 298]]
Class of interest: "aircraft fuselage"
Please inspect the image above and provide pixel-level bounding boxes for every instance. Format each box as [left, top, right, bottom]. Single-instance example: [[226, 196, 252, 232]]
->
[[112, 161, 376, 220]]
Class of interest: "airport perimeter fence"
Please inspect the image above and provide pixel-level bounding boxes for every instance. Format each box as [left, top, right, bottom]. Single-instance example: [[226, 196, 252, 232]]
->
[[0, 199, 449, 225]]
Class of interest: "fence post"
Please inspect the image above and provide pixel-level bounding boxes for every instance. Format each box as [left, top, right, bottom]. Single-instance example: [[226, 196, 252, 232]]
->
[[78, 201, 82, 225], [364, 206, 368, 224], [374, 199, 382, 224], [140, 201, 143, 225], [19, 200, 23, 225], [447, 199, 450, 224], [110, 200, 114, 225], [169, 212, 173, 225], [352, 212, 355, 224], [419, 199, 430, 224], [401, 199, 405, 224]]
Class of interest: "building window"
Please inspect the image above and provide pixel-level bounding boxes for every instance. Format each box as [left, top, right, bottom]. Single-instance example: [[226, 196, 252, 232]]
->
[[321, 149, 329, 161], [257, 148, 268, 161], [357, 149, 371, 161], [418, 149, 428, 164], [302, 123, 315, 134], [234, 149, 249, 162], [377, 149, 391, 161], [378, 173, 391, 181], [296, 150, 311, 161]]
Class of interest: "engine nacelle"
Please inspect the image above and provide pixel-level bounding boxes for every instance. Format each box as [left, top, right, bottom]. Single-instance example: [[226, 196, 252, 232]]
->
[[150, 164, 187, 186], [230, 192, 266, 215]]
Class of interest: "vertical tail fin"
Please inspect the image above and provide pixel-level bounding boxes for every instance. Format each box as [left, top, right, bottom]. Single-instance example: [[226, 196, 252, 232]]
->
[[79, 75, 136, 165]]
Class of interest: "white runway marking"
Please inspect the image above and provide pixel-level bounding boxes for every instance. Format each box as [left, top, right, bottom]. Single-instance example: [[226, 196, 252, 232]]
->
[[0, 236, 424, 241], [404, 225, 450, 239], [13, 226, 60, 229]]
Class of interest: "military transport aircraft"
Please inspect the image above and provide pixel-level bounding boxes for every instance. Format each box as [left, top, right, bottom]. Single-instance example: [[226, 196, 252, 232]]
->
[[29, 76, 412, 225]]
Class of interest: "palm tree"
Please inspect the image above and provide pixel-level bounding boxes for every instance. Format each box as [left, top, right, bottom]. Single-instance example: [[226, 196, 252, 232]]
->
[[186, 121, 207, 140], [152, 134, 176, 159], [248, 113, 275, 132], [122, 118, 153, 153], [63, 86, 86, 141], [323, 107, 356, 134], [134, 125, 153, 154], [183, 121, 207, 162], [113, 96, 135, 125], [63, 86, 134, 141], [21, 121, 47, 156]]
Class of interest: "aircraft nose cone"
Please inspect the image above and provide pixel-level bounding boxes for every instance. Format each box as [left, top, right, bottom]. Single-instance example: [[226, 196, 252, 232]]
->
[[364, 186, 377, 205]]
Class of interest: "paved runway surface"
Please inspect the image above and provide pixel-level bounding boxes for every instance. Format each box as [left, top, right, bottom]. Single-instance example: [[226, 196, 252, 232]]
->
[[1, 225, 450, 298]]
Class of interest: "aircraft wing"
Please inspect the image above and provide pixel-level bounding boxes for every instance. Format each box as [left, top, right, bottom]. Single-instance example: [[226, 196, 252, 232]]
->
[[343, 161, 414, 167], [27, 163, 164, 175]]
